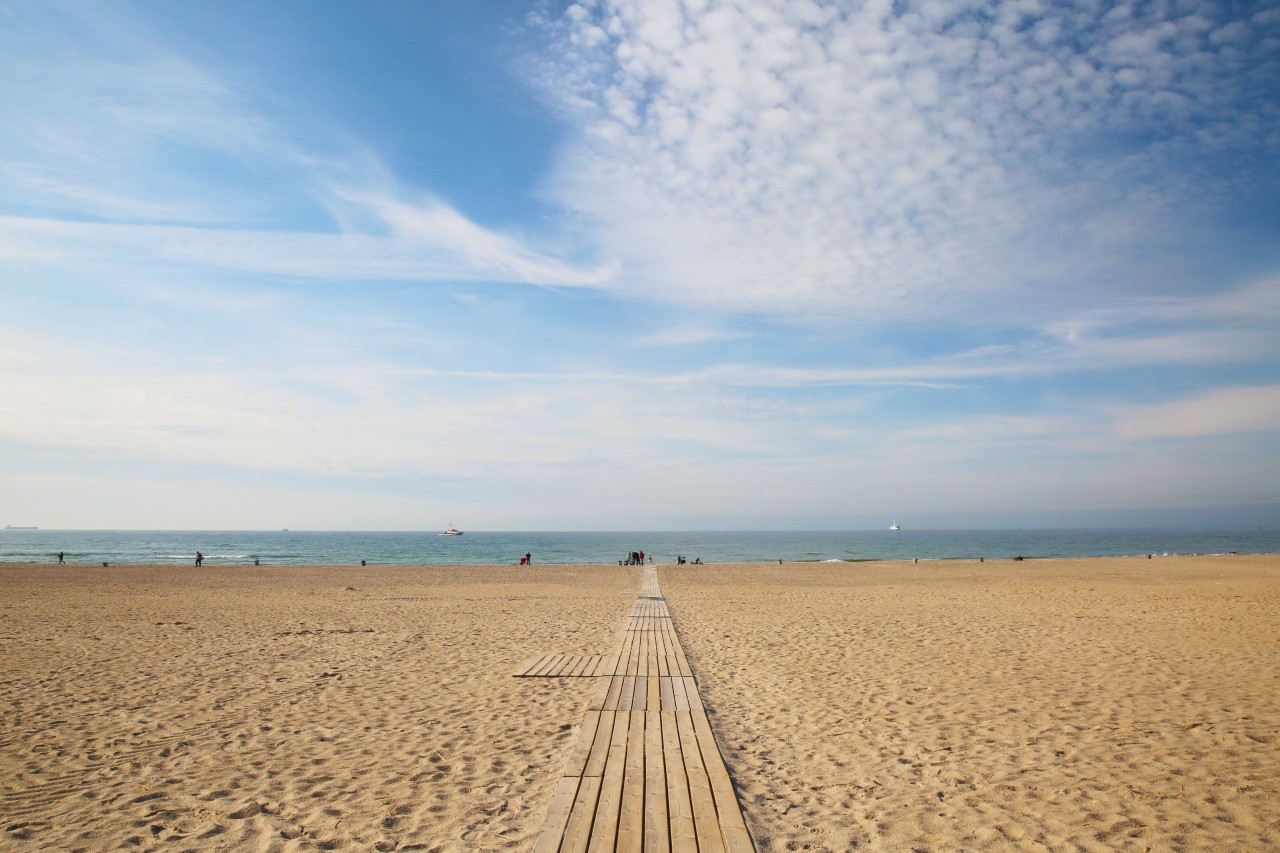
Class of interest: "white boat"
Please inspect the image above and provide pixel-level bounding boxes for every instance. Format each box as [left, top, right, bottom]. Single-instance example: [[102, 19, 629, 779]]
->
[[889, 519, 900, 531], [438, 526, 463, 536]]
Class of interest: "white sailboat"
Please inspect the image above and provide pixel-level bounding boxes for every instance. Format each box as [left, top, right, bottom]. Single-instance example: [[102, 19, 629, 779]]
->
[[889, 519, 900, 531]]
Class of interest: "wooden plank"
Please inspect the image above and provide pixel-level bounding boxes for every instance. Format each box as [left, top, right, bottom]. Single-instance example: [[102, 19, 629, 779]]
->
[[553, 653, 581, 677], [685, 691, 754, 853], [655, 623, 670, 677], [616, 709, 646, 853], [531, 653, 563, 677], [560, 774, 604, 853], [659, 676, 676, 712], [628, 626, 643, 675], [614, 635, 634, 676], [647, 676, 661, 713], [658, 622, 677, 676], [665, 671, 683, 710], [565, 710, 603, 777], [589, 673, 614, 711], [533, 775, 580, 853], [670, 674, 691, 713], [550, 654, 581, 677], [673, 634, 693, 677], [516, 654, 552, 677], [644, 708, 669, 853], [588, 711, 632, 853], [632, 676, 648, 711], [620, 629, 634, 676], [665, 622, 692, 677], [603, 674, 626, 712], [637, 627, 651, 677], [677, 710, 727, 853], [515, 654, 620, 677], [584, 710, 616, 777], [668, 625, 684, 676], [552, 653, 580, 677], [616, 675, 637, 711], [661, 711, 698, 852]]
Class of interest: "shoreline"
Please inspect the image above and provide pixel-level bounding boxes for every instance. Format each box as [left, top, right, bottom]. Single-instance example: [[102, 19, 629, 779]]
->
[[6, 528, 1278, 569], [4, 550, 1277, 572]]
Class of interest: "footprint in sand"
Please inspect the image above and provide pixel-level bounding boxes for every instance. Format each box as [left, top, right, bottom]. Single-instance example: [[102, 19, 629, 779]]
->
[[227, 801, 262, 820]]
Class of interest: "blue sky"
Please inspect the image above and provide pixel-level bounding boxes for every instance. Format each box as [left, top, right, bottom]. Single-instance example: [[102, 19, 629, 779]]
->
[[2, 0, 1278, 530]]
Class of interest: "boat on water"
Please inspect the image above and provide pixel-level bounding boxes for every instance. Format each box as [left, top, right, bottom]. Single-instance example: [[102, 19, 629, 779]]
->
[[438, 526, 463, 536], [889, 519, 900, 531]]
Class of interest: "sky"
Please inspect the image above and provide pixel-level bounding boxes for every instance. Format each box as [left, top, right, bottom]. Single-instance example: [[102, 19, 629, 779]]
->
[[1, 0, 1279, 531]]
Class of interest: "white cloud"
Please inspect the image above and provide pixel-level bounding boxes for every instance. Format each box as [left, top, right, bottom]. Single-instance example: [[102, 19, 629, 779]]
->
[[534, 0, 1280, 318], [0, 2, 613, 289], [1113, 384, 1280, 440], [0, 207, 615, 287], [4, 311, 1277, 527]]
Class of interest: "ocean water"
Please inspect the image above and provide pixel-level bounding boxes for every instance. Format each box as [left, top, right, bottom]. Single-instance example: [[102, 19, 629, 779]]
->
[[1, 528, 1276, 566]]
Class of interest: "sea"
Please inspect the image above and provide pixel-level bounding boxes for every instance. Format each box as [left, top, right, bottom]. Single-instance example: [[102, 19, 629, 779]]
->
[[1, 528, 1277, 566]]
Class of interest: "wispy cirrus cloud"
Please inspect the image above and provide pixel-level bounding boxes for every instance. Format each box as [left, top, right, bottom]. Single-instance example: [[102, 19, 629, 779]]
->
[[533, 0, 1280, 318], [1112, 384, 1280, 440], [0, 1, 612, 288], [0, 209, 616, 287]]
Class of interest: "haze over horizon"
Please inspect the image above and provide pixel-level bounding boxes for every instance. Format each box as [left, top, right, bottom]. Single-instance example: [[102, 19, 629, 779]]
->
[[3, 1, 1279, 531]]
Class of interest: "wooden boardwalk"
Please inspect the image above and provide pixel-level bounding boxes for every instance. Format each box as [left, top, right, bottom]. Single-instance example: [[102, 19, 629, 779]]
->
[[515, 654, 614, 678], [526, 566, 754, 853]]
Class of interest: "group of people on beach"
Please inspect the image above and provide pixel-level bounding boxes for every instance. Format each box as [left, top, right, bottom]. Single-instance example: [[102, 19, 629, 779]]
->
[[675, 556, 702, 565], [622, 550, 650, 565]]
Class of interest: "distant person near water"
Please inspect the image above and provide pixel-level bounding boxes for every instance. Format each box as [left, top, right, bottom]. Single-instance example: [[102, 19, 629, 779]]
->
[[525, 552, 532, 566], [195, 551, 203, 567], [57, 551, 64, 564]]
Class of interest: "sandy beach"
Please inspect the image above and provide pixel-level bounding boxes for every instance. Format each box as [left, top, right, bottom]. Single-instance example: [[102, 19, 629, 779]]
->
[[664, 556, 1280, 852], [2, 555, 1278, 851]]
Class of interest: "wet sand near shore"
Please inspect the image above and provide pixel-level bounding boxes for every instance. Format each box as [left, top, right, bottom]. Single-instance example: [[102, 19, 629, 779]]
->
[[2, 555, 1278, 851]]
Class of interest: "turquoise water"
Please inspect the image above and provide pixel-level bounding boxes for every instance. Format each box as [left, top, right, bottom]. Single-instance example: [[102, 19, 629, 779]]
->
[[1, 528, 1276, 566]]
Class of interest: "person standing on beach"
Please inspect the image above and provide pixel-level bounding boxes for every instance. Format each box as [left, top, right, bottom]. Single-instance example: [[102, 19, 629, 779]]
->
[[195, 551, 203, 567], [57, 551, 64, 564], [525, 552, 532, 566]]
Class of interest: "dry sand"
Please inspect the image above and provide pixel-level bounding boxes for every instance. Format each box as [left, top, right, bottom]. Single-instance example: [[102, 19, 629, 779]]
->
[[1, 555, 1278, 852], [0, 563, 638, 852], [663, 555, 1280, 852]]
